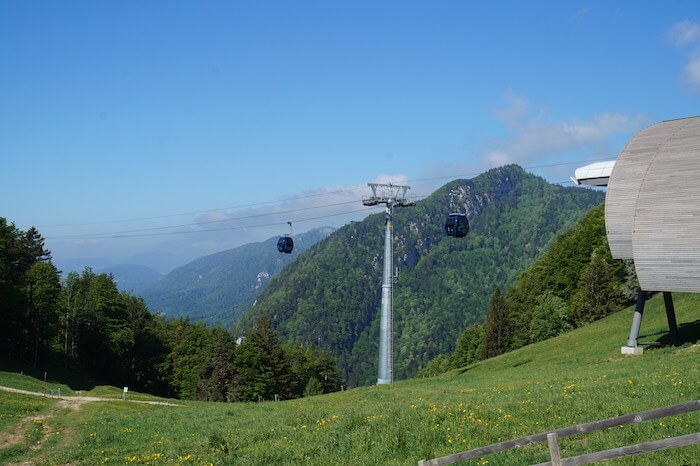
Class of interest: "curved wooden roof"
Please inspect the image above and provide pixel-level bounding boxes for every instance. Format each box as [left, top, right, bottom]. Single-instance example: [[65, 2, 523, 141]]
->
[[605, 116, 700, 292]]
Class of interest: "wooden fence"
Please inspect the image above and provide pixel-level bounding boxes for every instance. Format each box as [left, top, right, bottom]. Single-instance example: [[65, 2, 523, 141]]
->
[[418, 399, 700, 466]]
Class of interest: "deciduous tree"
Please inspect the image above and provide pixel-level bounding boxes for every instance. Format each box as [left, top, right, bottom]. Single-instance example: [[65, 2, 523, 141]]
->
[[449, 323, 484, 369]]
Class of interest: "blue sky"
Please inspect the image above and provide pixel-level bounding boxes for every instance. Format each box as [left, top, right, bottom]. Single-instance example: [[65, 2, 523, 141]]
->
[[2, 1, 700, 272]]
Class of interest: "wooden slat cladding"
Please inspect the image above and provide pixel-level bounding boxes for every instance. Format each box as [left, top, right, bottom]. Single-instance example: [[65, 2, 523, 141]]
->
[[605, 119, 691, 259], [634, 117, 700, 291], [605, 116, 700, 292]]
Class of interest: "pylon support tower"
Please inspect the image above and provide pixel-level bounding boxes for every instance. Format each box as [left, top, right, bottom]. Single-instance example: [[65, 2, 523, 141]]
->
[[363, 183, 415, 385]]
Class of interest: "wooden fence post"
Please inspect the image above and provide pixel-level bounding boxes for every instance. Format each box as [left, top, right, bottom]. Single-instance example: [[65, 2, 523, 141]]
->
[[547, 432, 561, 466]]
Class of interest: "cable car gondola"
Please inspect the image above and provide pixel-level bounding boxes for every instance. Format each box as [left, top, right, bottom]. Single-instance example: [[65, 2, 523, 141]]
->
[[444, 213, 469, 238], [277, 221, 294, 253], [277, 236, 293, 253]]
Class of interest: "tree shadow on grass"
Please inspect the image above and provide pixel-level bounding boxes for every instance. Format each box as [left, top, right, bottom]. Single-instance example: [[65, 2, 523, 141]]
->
[[0, 350, 100, 392]]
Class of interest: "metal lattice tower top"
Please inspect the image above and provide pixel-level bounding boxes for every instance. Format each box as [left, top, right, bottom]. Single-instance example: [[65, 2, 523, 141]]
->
[[362, 183, 416, 208]]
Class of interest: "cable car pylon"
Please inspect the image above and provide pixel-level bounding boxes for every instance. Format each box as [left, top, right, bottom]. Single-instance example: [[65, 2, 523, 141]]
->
[[363, 183, 415, 385]]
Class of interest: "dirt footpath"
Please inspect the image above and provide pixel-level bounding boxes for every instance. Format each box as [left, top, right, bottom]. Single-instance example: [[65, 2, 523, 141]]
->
[[0, 385, 180, 406], [0, 384, 181, 464]]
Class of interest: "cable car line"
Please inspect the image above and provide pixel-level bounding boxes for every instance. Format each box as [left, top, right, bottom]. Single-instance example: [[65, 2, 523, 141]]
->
[[39, 158, 604, 230], [46, 175, 584, 241], [40, 187, 368, 228], [48, 199, 366, 239], [48, 206, 384, 240]]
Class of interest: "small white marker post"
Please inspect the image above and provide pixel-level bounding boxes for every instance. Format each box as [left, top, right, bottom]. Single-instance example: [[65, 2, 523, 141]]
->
[[123, 386, 128, 400]]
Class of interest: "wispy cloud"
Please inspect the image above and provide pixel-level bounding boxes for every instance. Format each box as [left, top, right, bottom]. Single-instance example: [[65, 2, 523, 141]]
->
[[418, 90, 642, 187], [683, 54, 700, 93], [572, 7, 591, 23], [667, 20, 700, 93], [193, 182, 385, 240], [371, 173, 409, 185], [482, 92, 645, 167], [667, 19, 700, 46], [492, 89, 529, 130]]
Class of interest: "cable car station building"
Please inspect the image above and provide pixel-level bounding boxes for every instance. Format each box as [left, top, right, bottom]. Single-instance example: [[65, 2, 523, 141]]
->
[[604, 115, 700, 354]]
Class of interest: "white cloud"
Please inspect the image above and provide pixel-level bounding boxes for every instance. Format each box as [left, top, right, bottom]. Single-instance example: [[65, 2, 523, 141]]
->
[[683, 55, 700, 92], [196, 210, 237, 223], [191, 182, 380, 240], [667, 20, 700, 46], [482, 92, 645, 168], [371, 173, 409, 185], [483, 150, 512, 167], [667, 20, 700, 94], [491, 89, 529, 130], [420, 161, 482, 182]]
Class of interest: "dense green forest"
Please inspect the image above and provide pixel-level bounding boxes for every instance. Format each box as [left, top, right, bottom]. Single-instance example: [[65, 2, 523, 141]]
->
[[0, 217, 340, 401], [420, 203, 638, 376], [234, 165, 605, 386]]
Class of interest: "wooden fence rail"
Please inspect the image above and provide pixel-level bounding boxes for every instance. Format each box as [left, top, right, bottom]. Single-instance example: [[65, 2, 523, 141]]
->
[[418, 399, 699, 466]]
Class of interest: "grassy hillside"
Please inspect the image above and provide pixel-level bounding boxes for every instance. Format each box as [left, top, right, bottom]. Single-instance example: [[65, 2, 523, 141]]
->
[[1, 292, 698, 465]]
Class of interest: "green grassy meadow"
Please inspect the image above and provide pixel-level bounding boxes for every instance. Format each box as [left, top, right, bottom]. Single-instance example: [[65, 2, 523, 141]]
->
[[1, 293, 699, 465]]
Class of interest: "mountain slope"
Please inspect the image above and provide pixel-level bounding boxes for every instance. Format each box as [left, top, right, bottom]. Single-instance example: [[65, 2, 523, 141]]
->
[[96, 264, 163, 295], [436, 203, 634, 374], [234, 165, 605, 386], [141, 227, 334, 326]]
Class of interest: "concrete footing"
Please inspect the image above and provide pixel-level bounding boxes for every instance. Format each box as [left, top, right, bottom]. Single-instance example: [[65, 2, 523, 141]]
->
[[621, 346, 644, 355]]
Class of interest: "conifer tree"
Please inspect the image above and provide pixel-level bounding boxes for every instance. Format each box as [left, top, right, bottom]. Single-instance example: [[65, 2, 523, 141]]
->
[[481, 287, 511, 359], [195, 328, 236, 402], [0, 219, 55, 359], [232, 316, 291, 401], [25, 261, 61, 367], [570, 253, 619, 326], [0, 218, 25, 354]]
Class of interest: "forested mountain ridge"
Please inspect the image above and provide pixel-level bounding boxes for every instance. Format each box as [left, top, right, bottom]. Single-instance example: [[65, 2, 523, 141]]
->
[[427, 203, 637, 377], [141, 227, 334, 326], [234, 165, 605, 386]]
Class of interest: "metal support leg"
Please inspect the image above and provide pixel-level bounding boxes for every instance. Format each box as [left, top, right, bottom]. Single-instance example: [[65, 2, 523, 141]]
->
[[627, 289, 646, 347], [623, 288, 646, 354], [663, 292, 681, 345]]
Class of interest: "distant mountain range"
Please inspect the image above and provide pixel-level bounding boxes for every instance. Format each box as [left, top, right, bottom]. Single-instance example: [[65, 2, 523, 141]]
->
[[139, 227, 335, 326], [96, 264, 163, 295], [55, 251, 188, 276]]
